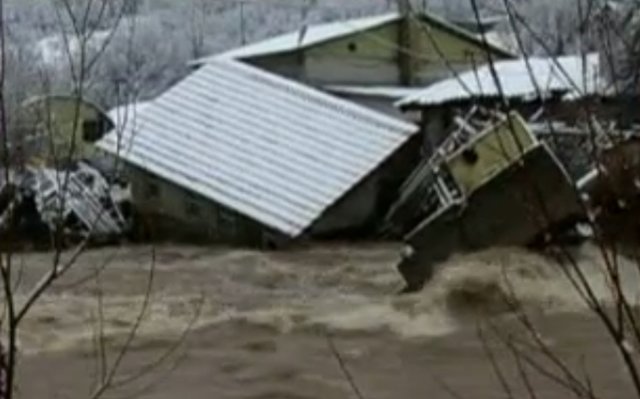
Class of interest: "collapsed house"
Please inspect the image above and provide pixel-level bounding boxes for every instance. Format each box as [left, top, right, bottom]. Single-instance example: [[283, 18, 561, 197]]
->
[[15, 95, 115, 165], [0, 10, 523, 247], [384, 54, 625, 290], [385, 111, 582, 291], [5, 10, 635, 275], [90, 10, 521, 246], [30, 162, 128, 239], [92, 13, 628, 257], [97, 59, 418, 246], [0, 162, 128, 244], [0, 94, 131, 245]]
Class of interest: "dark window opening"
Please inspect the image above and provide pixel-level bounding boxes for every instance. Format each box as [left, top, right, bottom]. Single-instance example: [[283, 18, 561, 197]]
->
[[348, 42, 358, 52], [82, 119, 104, 142], [462, 148, 479, 165]]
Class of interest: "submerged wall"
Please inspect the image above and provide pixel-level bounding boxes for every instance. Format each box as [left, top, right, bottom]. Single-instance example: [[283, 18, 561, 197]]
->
[[128, 167, 285, 247]]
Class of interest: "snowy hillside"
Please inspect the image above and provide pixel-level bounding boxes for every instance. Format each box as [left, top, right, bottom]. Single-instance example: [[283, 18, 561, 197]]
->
[[4, 0, 584, 109]]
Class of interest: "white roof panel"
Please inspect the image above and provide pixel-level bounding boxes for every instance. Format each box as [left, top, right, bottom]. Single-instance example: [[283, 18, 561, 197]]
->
[[107, 101, 152, 131], [97, 59, 417, 237], [192, 11, 514, 66], [195, 13, 399, 63], [397, 53, 601, 107], [325, 85, 425, 99]]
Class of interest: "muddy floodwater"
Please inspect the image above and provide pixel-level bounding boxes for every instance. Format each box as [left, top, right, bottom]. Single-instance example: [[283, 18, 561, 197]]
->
[[9, 243, 640, 398]]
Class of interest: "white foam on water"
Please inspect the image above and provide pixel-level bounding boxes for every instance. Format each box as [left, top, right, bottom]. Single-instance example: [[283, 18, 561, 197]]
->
[[15, 243, 640, 353]]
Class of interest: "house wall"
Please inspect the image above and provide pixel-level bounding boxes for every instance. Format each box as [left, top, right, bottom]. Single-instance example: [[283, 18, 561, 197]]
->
[[128, 167, 396, 246], [329, 93, 408, 119], [305, 24, 400, 85], [249, 53, 306, 81], [418, 100, 547, 157], [128, 167, 286, 247], [21, 97, 113, 163], [311, 133, 422, 237], [310, 173, 379, 236], [410, 21, 503, 84], [129, 165, 381, 244], [446, 113, 537, 195], [250, 19, 511, 87]]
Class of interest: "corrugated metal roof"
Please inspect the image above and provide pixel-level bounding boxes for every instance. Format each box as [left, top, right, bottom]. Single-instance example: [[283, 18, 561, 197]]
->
[[97, 59, 417, 238], [107, 101, 153, 131], [397, 53, 601, 107]]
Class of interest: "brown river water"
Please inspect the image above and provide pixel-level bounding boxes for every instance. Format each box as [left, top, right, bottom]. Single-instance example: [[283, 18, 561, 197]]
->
[[8, 243, 640, 398]]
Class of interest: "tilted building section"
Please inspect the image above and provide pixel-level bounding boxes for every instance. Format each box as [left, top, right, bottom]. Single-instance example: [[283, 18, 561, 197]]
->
[[98, 58, 417, 245]]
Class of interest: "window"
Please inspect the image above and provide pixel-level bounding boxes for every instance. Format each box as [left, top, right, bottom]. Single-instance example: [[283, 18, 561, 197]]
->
[[82, 119, 104, 142], [462, 148, 479, 165], [347, 42, 358, 52]]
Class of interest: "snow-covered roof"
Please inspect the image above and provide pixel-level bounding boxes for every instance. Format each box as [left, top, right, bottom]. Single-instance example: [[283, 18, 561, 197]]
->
[[198, 13, 398, 63], [397, 53, 602, 108], [325, 85, 425, 99], [192, 11, 513, 65], [97, 59, 417, 238], [107, 101, 153, 131]]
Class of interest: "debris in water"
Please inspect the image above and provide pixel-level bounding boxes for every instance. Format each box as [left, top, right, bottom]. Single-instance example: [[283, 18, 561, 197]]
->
[[386, 110, 582, 292], [0, 161, 129, 244], [578, 136, 640, 244]]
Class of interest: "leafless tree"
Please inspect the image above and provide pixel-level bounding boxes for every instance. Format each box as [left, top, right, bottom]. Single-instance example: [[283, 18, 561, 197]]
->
[[0, 1, 200, 398], [452, 0, 640, 398]]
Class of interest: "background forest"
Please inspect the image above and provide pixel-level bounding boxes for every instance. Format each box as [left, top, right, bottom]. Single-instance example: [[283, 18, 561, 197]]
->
[[4, 0, 599, 110]]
